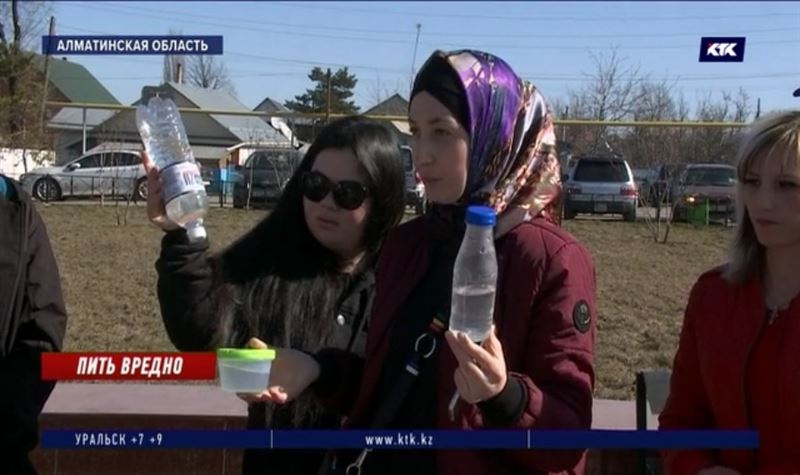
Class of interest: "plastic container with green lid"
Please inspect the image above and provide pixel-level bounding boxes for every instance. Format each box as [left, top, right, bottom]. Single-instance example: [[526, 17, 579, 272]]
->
[[216, 348, 276, 393]]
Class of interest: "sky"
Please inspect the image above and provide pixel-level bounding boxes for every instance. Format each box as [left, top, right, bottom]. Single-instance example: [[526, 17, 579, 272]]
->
[[47, 1, 800, 117]]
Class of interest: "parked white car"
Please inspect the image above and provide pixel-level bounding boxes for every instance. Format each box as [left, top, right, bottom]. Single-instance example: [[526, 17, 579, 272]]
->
[[19, 150, 147, 202]]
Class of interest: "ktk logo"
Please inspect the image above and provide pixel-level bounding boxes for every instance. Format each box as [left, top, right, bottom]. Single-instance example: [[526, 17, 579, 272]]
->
[[706, 43, 738, 57], [699, 37, 746, 63]]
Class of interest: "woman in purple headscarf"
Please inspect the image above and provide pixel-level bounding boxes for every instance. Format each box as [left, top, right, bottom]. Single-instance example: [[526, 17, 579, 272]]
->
[[256, 50, 597, 475]]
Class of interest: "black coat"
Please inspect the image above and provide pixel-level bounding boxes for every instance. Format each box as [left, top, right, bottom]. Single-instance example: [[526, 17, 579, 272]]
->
[[155, 229, 375, 475], [0, 176, 67, 469]]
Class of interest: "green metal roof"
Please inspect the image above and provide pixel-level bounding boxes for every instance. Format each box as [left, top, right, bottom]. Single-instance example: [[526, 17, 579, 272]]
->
[[34, 56, 119, 105]]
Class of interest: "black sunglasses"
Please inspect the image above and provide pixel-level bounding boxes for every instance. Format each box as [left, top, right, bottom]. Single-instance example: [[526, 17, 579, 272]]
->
[[300, 170, 370, 210]]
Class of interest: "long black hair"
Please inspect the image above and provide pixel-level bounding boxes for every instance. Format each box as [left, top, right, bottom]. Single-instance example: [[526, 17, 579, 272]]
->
[[211, 116, 405, 425]]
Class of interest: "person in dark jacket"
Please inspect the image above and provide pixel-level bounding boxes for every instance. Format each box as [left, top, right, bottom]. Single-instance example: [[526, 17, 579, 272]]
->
[[148, 116, 406, 474], [256, 50, 598, 475], [0, 174, 68, 475], [659, 111, 800, 475]]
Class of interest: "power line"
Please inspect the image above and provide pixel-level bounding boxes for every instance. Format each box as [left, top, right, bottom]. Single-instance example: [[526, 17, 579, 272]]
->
[[56, 22, 800, 83], [60, 2, 799, 40], [60, 2, 800, 52], [60, 3, 413, 45], [423, 38, 800, 52], [60, 1, 414, 37], [269, 1, 798, 23], [223, 51, 407, 74]]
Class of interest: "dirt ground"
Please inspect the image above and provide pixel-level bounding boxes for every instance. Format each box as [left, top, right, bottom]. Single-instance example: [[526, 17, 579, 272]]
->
[[37, 203, 731, 400]]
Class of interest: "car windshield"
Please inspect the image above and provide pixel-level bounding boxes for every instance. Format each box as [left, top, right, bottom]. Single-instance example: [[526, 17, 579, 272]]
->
[[245, 151, 296, 170], [683, 167, 736, 186], [573, 159, 630, 183]]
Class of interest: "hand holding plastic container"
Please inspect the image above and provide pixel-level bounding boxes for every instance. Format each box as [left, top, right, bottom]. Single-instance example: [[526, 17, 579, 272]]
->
[[216, 348, 276, 393], [449, 205, 498, 342], [136, 95, 208, 242]]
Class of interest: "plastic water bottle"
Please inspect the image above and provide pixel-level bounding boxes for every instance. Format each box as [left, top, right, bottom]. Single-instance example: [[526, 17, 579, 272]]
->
[[136, 96, 208, 241], [449, 206, 498, 342]]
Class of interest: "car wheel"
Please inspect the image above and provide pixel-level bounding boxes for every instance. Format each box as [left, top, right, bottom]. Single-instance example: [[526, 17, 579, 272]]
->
[[33, 177, 62, 202], [134, 177, 148, 202], [564, 206, 577, 220], [673, 207, 686, 223], [623, 208, 636, 222]]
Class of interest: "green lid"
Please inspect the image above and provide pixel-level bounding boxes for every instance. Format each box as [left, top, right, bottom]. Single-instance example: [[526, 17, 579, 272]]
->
[[217, 348, 276, 361]]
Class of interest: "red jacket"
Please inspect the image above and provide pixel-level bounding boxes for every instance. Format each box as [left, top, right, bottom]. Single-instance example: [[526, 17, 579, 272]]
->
[[319, 216, 597, 474], [659, 268, 800, 475]]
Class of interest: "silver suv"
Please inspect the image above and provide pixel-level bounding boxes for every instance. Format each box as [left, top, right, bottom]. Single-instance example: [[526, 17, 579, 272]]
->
[[564, 154, 638, 222]]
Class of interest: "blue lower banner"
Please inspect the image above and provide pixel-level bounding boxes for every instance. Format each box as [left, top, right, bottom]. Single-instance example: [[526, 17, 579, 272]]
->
[[41, 430, 758, 450]]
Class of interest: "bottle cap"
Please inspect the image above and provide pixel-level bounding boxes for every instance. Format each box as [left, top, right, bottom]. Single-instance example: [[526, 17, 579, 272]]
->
[[186, 225, 207, 242], [466, 205, 497, 227]]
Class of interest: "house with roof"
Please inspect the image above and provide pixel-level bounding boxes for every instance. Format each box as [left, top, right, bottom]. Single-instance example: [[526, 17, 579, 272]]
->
[[87, 82, 294, 173], [253, 96, 303, 151], [362, 93, 411, 145], [254, 96, 317, 144], [32, 56, 121, 163]]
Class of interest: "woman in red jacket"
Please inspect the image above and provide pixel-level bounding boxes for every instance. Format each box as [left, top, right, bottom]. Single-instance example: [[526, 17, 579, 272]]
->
[[659, 110, 800, 475], [258, 50, 597, 475]]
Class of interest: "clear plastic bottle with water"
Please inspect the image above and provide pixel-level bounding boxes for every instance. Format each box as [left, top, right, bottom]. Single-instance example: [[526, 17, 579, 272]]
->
[[449, 205, 498, 342], [136, 95, 208, 242]]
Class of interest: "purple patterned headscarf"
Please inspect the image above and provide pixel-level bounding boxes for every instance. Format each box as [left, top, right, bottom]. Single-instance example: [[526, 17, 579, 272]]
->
[[417, 50, 562, 234]]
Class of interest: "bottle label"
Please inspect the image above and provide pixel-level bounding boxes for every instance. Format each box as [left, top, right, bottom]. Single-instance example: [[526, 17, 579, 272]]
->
[[160, 162, 205, 203]]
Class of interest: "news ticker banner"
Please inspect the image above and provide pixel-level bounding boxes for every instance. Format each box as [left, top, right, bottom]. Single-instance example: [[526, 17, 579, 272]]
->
[[41, 430, 758, 450], [41, 352, 217, 381], [41, 35, 223, 55]]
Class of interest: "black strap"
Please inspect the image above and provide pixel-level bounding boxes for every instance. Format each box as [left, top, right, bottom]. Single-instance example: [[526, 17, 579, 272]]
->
[[345, 289, 372, 353], [368, 314, 446, 429]]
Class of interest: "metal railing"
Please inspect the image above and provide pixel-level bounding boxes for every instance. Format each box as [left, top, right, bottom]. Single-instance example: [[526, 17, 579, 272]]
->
[[43, 100, 750, 157], [24, 173, 142, 203]]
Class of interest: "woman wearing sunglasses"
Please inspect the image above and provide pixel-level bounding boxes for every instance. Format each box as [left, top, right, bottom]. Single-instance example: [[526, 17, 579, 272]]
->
[[259, 50, 597, 475], [144, 116, 405, 475]]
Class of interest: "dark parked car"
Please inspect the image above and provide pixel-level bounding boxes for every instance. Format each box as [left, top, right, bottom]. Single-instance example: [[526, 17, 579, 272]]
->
[[402, 146, 427, 215], [232, 148, 301, 209], [672, 164, 737, 223]]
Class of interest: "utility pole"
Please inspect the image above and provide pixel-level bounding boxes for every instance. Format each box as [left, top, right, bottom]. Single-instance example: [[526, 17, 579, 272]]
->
[[409, 23, 422, 96], [756, 97, 761, 119], [325, 68, 332, 124], [40, 16, 56, 130]]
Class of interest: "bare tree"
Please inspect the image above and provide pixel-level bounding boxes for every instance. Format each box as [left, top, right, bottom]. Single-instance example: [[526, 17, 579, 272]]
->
[[565, 48, 646, 153], [186, 55, 235, 95], [0, 0, 54, 171], [618, 79, 684, 242], [0, 1, 51, 51], [682, 89, 750, 165]]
